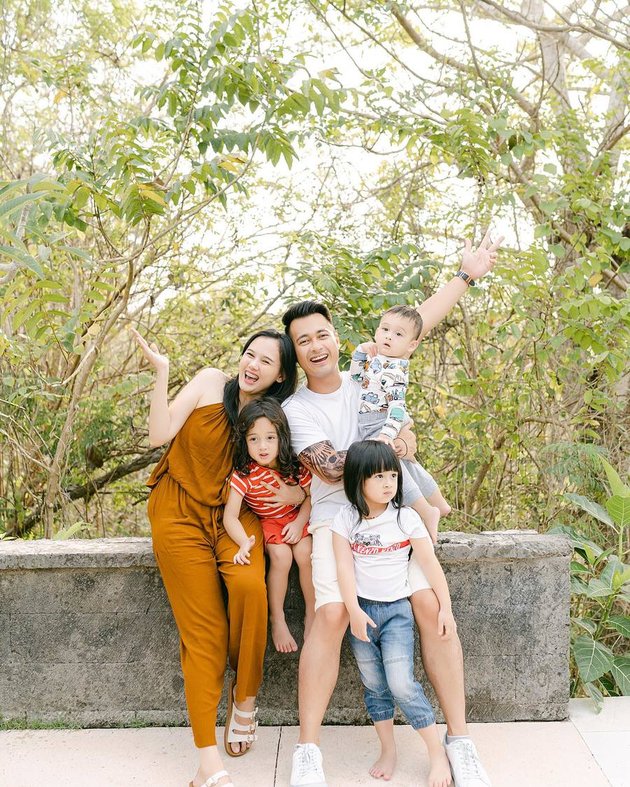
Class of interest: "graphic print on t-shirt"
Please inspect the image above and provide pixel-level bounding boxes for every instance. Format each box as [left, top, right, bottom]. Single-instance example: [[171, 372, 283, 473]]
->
[[351, 530, 410, 555]]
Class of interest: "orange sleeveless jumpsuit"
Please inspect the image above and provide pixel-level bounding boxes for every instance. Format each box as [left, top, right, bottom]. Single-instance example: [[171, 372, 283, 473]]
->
[[147, 403, 267, 748]]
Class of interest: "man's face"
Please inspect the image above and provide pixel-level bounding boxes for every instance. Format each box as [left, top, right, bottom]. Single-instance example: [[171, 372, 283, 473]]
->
[[288, 313, 340, 382]]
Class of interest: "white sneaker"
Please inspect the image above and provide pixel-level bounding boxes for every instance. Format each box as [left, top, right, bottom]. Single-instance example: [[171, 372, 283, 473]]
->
[[444, 736, 492, 787], [289, 743, 328, 787]]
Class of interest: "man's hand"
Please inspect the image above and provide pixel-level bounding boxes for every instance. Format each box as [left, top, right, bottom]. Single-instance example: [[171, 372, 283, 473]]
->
[[460, 229, 504, 280], [349, 609, 377, 642], [394, 423, 417, 459], [261, 478, 305, 506]]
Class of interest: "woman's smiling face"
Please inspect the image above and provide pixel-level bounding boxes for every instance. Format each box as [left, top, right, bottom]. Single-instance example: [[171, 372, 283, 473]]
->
[[238, 335, 284, 396]]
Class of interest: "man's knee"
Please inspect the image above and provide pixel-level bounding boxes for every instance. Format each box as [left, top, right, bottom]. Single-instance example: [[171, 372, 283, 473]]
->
[[410, 588, 439, 627], [317, 601, 349, 631]]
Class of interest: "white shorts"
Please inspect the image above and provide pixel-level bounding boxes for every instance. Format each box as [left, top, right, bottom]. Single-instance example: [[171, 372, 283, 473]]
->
[[310, 521, 432, 611]]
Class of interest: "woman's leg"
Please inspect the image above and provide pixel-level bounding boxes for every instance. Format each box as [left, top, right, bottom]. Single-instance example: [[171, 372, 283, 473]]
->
[[215, 510, 267, 753], [266, 541, 298, 652], [149, 479, 231, 785], [292, 535, 315, 641]]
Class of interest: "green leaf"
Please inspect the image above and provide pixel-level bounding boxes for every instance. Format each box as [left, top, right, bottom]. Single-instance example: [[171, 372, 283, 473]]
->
[[0, 191, 46, 220], [583, 680, 604, 711], [598, 456, 630, 497], [585, 577, 613, 598], [52, 522, 88, 540], [573, 617, 597, 634], [609, 657, 630, 695], [565, 493, 614, 527], [0, 244, 44, 278], [573, 635, 614, 683], [606, 496, 630, 528], [607, 616, 630, 638]]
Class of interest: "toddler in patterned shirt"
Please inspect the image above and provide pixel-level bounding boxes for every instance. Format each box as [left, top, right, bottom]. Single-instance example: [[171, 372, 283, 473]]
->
[[350, 305, 451, 542]]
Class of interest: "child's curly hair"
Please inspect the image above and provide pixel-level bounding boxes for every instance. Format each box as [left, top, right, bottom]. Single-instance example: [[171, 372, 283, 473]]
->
[[233, 398, 301, 480]]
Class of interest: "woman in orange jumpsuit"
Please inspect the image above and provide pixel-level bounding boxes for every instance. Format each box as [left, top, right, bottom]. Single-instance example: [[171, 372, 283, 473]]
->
[[132, 328, 300, 787]]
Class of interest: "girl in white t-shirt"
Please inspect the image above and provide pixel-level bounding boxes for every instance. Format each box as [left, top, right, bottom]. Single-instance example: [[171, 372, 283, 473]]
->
[[331, 440, 455, 787]]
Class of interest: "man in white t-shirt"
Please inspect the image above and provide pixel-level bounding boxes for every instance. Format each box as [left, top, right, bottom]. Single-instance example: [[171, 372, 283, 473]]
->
[[282, 232, 501, 787]]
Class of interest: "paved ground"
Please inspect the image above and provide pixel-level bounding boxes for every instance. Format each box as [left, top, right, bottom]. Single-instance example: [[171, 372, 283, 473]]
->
[[1, 698, 628, 787]]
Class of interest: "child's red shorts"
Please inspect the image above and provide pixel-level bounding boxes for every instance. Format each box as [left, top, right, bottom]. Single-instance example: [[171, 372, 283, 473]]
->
[[260, 513, 310, 546]]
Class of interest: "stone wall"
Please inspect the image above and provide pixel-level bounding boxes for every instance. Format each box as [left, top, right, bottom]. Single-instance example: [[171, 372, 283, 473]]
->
[[0, 533, 571, 727]]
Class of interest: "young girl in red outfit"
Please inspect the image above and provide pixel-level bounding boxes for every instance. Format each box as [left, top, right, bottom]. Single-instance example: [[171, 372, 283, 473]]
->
[[224, 398, 315, 653]]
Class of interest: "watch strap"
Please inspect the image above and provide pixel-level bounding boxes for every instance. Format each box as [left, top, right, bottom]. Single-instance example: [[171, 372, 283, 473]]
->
[[455, 270, 476, 287]]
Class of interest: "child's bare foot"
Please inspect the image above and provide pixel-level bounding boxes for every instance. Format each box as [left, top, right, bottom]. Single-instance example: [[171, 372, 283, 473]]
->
[[369, 745, 397, 781], [271, 618, 298, 652], [423, 505, 440, 544], [437, 501, 451, 516], [428, 492, 451, 517], [428, 746, 452, 787]]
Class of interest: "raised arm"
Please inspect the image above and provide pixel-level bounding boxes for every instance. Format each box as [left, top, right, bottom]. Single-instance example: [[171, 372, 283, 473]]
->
[[417, 230, 503, 340], [131, 328, 226, 447], [299, 441, 348, 484]]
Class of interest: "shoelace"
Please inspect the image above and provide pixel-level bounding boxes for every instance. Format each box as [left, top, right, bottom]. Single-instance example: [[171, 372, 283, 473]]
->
[[297, 747, 321, 778], [451, 740, 482, 779]]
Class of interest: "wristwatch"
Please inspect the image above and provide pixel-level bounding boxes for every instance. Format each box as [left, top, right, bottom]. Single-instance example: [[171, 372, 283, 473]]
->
[[455, 270, 476, 287]]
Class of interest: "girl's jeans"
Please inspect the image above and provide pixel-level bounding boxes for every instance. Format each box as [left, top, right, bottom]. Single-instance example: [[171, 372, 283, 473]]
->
[[350, 596, 435, 730]]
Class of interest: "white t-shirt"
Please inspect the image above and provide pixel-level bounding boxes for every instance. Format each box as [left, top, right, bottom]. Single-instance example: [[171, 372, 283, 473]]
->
[[282, 373, 360, 524], [331, 503, 428, 601]]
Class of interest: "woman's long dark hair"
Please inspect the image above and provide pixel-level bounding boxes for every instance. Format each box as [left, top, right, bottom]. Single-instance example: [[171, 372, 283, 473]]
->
[[223, 329, 297, 428], [233, 398, 301, 480], [343, 441, 403, 528]]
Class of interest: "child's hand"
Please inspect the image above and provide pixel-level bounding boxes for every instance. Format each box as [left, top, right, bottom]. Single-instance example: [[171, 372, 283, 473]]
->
[[437, 608, 456, 640], [281, 520, 304, 545], [357, 341, 378, 357], [233, 535, 256, 565], [375, 433, 396, 449], [350, 609, 376, 642]]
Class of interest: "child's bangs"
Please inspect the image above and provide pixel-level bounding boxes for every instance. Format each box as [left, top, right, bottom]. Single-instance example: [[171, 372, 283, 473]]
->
[[362, 442, 400, 476]]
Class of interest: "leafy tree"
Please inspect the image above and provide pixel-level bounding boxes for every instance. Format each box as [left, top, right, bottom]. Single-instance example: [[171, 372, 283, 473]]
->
[[0, 0, 344, 536]]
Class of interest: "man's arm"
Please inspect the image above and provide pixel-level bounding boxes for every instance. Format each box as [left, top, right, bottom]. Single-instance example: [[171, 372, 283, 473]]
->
[[417, 229, 503, 340], [299, 441, 348, 484]]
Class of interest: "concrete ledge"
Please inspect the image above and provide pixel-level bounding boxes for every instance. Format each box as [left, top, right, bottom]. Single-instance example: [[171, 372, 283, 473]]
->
[[0, 533, 572, 727]]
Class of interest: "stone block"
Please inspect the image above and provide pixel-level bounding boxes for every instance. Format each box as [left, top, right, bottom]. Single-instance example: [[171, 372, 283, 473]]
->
[[0, 533, 572, 726]]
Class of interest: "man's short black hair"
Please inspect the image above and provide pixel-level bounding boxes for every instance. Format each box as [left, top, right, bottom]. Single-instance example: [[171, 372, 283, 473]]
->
[[282, 300, 333, 335]]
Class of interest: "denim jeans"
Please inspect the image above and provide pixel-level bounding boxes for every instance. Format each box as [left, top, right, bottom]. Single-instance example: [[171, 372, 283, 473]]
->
[[350, 597, 435, 730]]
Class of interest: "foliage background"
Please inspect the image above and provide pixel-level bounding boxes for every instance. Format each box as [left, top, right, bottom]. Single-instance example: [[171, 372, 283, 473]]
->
[[1, 0, 628, 692]]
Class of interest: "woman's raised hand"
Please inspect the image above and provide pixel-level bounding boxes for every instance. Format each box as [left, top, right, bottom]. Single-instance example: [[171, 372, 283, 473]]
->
[[130, 327, 169, 373]]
